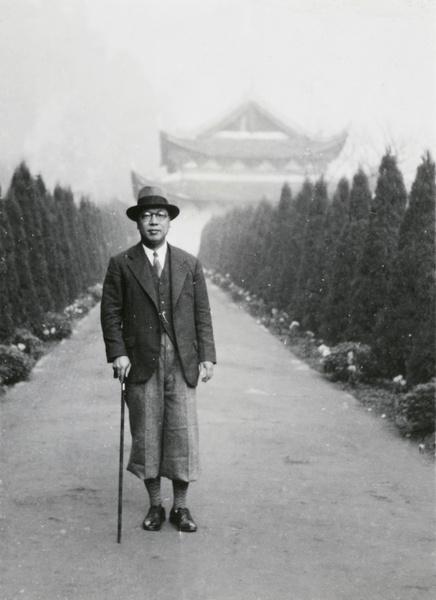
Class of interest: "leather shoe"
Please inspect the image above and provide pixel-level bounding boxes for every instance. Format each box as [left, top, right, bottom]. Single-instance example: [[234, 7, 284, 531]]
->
[[143, 505, 166, 531], [169, 507, 197, 532]]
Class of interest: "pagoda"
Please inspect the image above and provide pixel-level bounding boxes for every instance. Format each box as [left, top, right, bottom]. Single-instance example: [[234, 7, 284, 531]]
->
[[133, 99, 347, 204]]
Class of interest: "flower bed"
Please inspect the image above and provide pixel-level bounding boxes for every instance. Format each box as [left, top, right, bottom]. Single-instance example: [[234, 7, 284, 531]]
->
[[207, 269, 435, 455], [0, 284, 103, 394]]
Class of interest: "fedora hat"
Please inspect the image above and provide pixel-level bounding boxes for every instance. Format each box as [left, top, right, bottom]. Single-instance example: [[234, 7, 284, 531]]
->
[[126, 186, 180, 221]]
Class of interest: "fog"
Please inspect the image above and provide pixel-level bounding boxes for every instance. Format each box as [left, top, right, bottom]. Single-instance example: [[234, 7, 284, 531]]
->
[[1, 0, 435, 211]]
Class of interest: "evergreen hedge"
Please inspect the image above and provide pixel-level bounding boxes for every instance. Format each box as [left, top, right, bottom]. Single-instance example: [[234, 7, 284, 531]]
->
[[199, 151, 435, 388], [0, 162, 132, 342]]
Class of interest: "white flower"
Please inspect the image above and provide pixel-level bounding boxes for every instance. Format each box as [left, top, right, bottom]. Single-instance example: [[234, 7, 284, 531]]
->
[[43, 329, 50, 336], [393, 375, 406, 386], [17, 343, 26, 352], [347, 351, 354, 365], [317, 344, 331, 357], [50, 327, 56, 334], [290, 321, 300, 330], [347, 365, 357, 372]]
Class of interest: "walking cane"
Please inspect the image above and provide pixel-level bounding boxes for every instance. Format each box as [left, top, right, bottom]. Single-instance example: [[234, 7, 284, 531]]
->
[[117, 380, 126, 543]]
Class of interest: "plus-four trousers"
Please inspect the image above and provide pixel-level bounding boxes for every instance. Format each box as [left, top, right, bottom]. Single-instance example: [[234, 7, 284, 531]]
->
[[125, 334, 199, 482]]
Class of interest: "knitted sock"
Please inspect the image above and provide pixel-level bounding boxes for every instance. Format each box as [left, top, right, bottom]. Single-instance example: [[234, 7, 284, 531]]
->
[[144, 477, 162, 507], [172, 480, 189, 509]]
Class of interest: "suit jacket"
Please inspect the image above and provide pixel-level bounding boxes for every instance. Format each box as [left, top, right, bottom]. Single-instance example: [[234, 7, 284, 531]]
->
[[101, 242, 216, 387]]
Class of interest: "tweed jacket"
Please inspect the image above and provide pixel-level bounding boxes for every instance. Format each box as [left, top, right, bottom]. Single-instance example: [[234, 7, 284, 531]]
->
[[101, 242, 216, 387]]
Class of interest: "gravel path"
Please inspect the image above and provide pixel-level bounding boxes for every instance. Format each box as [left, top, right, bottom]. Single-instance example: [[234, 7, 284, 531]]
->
[[1, 283, 434, 600]]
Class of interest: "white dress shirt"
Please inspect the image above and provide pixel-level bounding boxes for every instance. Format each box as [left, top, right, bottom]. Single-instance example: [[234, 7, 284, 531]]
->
[[142, 242, 168, 269]]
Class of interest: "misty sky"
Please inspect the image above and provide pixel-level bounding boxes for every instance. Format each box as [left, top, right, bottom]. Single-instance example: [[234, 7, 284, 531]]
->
[[1, 0, 435, 203]]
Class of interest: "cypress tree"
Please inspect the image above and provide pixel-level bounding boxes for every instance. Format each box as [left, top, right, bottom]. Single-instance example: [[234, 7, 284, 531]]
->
[[349, 152, 407, 343], [279, 179, 313, 313], [0, 188, 14, 339], [99, 201, 132, 258], [78, 198, 108, 285], [294, 177, 328, 330], [248, 201, 276, 300], [322, 170, 372, 343], [224, 205, 257, 286], [5, 186, 43, 330], [51, 186, 76, 306], [8, 163, 55, 313], [277, 182, 292, 215], [53, 185, 84, 303], [198, 216, 221, 269], [318, 177, 350, 334], [0, 193, 24, 333], [375, 153, 435, 383], [33, 175, 66, 311], [0, 231, 14, 339], [268, 183, 293, 306], [322, 178, 350, 278]]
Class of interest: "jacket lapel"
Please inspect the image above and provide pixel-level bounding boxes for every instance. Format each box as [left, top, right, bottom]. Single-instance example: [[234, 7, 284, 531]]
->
[[169, 245, 188, 308], [126, 242, 158, 309]]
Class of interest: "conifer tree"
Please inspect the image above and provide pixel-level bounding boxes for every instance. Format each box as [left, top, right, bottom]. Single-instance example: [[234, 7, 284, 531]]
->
[[249, 201, 276, 299], [268, 183, 293, 306], [33, 175, 65, 310], [0, 188, 14, 339], [79, 198, 108, 284], [198, 216, 220, 269], [375, 153, 435, 383], [0, 193, 24, 334], [318, 177, 350, 333], [5, 186, 43, 330], [277, 182, 292, 214], [223, 205, 256, 285], [9, 163, 54, 313], [322, 178, 350, 280], [0, 231, 14, 339], [51, 186, 77, 306], [278, 179, 313, 312], [349, 152, 407, 343], [322, 170, 371, 342], [99, 201, 133, 259], [294, 177, 328, 330]]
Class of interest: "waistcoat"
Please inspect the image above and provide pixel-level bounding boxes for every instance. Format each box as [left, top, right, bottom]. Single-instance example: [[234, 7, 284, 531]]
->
[[149, 253, 177, 346]]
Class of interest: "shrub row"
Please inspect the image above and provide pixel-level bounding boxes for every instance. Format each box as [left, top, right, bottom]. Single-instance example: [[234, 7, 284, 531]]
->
[[208, 270, 435, 438], [200, 152, 435, 386], [0, 284, 102, 391], [0, 162, 132, 341]]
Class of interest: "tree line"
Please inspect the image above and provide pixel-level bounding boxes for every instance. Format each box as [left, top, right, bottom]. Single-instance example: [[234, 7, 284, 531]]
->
[[0, 162, 132, 341], [199, 151, 435, 386]]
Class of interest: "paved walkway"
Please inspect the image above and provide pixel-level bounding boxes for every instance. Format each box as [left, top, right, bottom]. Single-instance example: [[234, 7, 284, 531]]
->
[[1, 283, 435, 600]]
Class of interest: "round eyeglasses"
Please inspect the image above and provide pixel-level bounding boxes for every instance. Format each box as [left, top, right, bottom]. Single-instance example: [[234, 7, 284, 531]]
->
[[138, 211, 169, 222]]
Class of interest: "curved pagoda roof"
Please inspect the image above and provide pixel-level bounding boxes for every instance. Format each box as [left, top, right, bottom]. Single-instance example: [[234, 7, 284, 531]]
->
[[160, 100, 347, 169]]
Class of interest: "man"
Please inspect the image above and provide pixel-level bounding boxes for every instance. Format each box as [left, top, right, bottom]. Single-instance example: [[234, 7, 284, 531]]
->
[[101, 186, 216, 533]]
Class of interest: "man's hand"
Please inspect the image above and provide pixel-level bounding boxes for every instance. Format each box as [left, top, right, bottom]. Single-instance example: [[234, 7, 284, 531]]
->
[[113, 355, 131, 382], [199, 361, 214, 383]]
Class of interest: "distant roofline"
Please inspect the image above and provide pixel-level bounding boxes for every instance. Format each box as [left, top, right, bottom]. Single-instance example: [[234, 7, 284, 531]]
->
[[192, 96, 305, 140]]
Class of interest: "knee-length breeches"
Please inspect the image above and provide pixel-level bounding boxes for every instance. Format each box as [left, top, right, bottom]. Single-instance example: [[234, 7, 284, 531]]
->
[[125, 333, 199, 482]]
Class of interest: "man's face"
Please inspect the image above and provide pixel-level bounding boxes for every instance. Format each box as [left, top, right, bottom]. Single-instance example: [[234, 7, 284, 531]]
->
[[137, 208, 170, 248]]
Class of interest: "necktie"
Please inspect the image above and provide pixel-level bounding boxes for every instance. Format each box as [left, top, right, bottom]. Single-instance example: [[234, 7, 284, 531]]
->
[[153, 251, 162, 278]]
